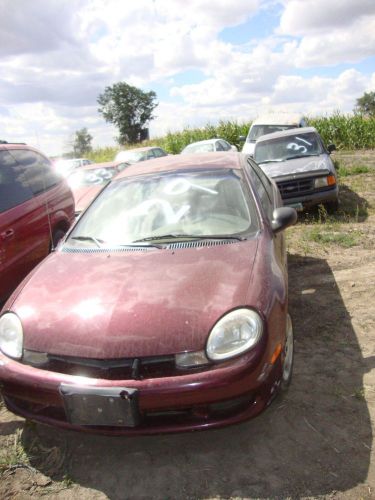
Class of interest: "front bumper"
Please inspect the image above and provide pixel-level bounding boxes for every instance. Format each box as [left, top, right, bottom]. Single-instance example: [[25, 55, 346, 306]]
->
[[280, 185, 339, 210], [0, 348, 281, 435]]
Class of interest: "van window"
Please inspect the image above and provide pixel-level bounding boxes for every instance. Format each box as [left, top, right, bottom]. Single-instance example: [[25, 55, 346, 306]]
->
[[7, 149, 61, 195], [0, 150, 34, 213]]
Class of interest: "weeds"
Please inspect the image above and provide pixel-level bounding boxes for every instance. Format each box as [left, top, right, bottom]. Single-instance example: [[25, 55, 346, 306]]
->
[[0, 429, 30, 473], [338, 165, 370, 177]]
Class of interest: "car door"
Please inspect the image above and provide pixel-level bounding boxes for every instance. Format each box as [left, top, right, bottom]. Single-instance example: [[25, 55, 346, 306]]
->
[[0, 149, 38, 301]]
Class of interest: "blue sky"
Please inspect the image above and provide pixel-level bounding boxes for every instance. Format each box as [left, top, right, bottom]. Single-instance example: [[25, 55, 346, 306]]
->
[[0, 0, 374, 155]]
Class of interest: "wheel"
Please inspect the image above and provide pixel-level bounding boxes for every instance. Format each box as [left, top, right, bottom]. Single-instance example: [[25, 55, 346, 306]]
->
[[325, 199, 339, 213], [51, 228, 66, 249], [280, 313, 294, 390]]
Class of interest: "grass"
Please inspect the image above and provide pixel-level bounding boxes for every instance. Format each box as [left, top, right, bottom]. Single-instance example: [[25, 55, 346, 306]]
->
[[0, 430, 30, 473], [337, 164, 371, 177], [308, 226, 360, 248]]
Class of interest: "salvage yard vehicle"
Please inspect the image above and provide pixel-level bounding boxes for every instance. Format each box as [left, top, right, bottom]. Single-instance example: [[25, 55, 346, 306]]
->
[[253, 127, 338, 211], [115, 146, 168, 163], [241, 113, 307, 156], [67, 160, 129, 216], [54, 158, 92, 177], [0, 152, 296, 435], [181, 138, 237, 154], [0, 142, 75, 303]]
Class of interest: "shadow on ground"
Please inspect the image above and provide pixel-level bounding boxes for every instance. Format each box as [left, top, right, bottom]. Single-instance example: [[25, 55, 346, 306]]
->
[[298, 185, 369, 224], [19, 254, 373, 499]]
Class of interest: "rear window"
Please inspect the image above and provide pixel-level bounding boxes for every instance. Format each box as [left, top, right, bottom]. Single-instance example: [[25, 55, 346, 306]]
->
[[68, 167, 118, 189], [248, 125, 296, 142]]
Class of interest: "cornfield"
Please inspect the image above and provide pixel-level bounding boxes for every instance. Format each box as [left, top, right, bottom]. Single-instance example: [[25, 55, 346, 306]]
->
[[88, 113, 375, 162]]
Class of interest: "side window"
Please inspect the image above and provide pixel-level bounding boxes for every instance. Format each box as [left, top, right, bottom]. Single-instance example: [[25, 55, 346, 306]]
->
[[219, 140, 231, 151], [215, 141, 224, 151], [153, 148, 166, 158], [9, 149, 61, 195], [145, 150, 156, 159], [0, 150, 34, 213]]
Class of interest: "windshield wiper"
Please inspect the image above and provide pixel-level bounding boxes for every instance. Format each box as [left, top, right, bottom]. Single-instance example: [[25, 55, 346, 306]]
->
[[70, 236, 104, 248], [133, 234, 246, 243], [257, 159, 284, 164], [285, 154, 318, 160]]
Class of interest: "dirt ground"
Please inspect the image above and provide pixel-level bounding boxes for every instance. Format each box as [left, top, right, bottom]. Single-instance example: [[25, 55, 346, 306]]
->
[[1, 151, 375, 499]]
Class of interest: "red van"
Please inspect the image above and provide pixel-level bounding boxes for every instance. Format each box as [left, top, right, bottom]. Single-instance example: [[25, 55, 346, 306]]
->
[[0, 142, 75, 303]]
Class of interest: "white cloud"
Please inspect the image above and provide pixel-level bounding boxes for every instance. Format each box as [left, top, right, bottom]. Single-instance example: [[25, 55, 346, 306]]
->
[[278, 0, 375, 67], [279, 0, 375, 35], [0, 0, 373, 155]]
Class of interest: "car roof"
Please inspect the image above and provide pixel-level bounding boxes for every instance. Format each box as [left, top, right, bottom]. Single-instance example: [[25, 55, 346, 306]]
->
[[184, 139, 223, 147], [118, 146, 161, 154], [255, 126, 318, 143], [78, 160, 126, 170], [252, 113, 305, 126], [115, 152, 242, 180]]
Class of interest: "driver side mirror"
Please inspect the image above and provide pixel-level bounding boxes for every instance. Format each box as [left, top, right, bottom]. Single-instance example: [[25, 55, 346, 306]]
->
[[327, 144, 336, 153], [239, 135, 246, 142], [271, 207, 297, 233]]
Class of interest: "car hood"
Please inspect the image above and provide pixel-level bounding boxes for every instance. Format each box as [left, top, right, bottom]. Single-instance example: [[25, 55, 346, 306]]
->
[[12, 240, 258, 358], [259, 154, 331, 179], [73, 186, 103, 213]]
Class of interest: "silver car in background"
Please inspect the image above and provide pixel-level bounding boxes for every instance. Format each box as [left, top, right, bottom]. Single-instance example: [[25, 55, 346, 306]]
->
[[253, 127, 338, 211]]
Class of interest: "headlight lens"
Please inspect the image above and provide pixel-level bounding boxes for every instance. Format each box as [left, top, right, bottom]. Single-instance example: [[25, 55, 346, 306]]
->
[[0, 313, 23, 359], [315, 175, 336, 188], [206, 309, 263, 361]]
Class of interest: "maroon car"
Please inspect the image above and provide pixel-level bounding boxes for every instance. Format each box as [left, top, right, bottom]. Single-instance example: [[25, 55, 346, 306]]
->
[[67, 160, 129, 216], [0, 153, 296, 435], [0, 142, 75, 304]]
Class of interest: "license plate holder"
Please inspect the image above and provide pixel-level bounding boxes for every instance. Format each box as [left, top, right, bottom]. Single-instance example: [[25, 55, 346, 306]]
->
[[59, 384, 140, 427]]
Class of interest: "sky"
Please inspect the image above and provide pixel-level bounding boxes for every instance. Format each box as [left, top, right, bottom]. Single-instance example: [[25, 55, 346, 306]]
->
[[1, 0, 375, 156]]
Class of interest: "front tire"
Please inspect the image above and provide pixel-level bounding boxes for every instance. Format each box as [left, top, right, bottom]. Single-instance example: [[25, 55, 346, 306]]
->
[[51, 228, 66, 250], [280, 313, 294, 391]]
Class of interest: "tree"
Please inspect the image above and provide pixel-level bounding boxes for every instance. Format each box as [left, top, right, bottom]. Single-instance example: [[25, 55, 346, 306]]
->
[[97, 82, 158, 144], [72, 128, 93, 156], [355, 91, 375, 117]]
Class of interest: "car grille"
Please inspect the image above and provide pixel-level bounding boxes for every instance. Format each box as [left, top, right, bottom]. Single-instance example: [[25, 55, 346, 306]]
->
[[22, 351, 211, 380], [277, 177, 315, 198]]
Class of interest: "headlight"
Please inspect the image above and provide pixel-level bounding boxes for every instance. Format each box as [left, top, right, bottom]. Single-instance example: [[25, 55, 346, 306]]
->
[[0, 313, 23, 359], [206, 309, 263, 362], [315, 175, 336, 188]]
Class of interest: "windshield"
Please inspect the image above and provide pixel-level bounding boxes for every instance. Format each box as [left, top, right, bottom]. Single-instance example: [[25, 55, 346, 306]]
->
[[182, 143, 214, 154], [248, 124, 296, 142], [66, 169, 257, 247], [68, 167, 118, 189], [116, 151, 147, 163], [254, 132, 323, 163]]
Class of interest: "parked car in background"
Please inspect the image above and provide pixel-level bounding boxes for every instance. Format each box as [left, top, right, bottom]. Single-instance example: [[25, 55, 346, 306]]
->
[[181, 138, 237, 154], [0, 152, 297, 435], [67, 160, 129, 216], [0, 142, 75, 303], [115, 146, 168, 163], [253, 127, 338, 211], [241, 113, 307, 155], [54, 158, 93, 177]]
